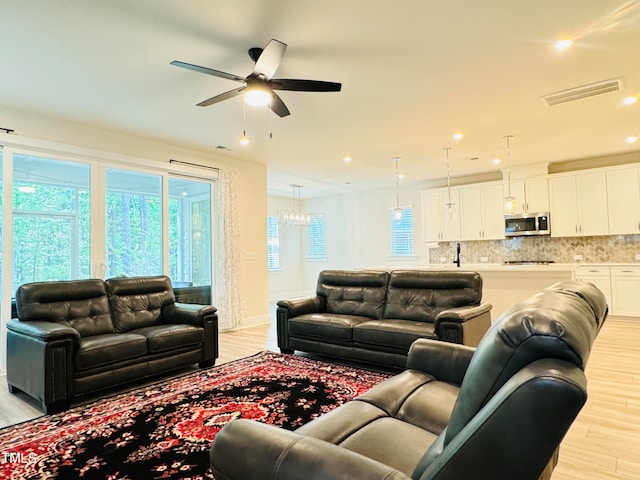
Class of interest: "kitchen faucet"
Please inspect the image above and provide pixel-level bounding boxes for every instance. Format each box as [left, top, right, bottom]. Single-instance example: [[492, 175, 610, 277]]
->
[[454, 242, 461, 268]]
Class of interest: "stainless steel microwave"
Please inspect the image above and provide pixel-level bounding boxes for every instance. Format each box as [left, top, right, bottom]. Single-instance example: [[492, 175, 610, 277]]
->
[[505, 212, 551, 237]]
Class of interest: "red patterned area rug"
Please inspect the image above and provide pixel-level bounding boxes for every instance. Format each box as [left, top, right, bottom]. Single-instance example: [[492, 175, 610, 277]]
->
[[0, 351, 391, 479]]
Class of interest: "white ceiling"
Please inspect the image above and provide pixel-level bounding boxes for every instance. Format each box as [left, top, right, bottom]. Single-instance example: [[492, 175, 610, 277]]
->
[[1, 0, 639, 198]]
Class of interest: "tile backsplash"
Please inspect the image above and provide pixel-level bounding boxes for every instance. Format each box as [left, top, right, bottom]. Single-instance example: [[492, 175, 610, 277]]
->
[[428, 235, 640, 265]]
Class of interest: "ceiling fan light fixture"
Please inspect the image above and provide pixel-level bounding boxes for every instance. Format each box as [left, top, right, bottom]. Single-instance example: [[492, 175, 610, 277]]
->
[[244, 88, 272, 107]]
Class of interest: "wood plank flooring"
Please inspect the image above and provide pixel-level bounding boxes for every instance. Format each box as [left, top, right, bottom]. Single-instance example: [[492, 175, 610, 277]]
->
[[1, 316, 638, 479]]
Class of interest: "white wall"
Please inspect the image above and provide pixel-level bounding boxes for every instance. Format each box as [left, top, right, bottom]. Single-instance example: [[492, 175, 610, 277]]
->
[[0, 105, 270, 328], [268, 183, 429, 301]]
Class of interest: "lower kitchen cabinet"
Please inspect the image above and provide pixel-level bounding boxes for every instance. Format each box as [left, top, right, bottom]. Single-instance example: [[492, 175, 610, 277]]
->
[[611, 266, 640, 316], [574, 266, 612, 312]]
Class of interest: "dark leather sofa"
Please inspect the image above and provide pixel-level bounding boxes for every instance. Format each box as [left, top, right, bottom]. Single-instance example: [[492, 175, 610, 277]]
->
[[277, 269, 492, 368], [210, 280, 608, 480], [6, 275, 218, 414]]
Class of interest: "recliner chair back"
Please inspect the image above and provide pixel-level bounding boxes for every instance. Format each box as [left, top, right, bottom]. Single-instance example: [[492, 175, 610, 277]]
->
[[412, 280, 608, 480]]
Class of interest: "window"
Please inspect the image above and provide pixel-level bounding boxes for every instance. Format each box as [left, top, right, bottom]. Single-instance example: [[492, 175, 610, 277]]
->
[[168, 177, 212, 288], [307, 215, 326, 259], [389, 206, 414, 256], [267, 215, 280, 271], [105, 169, 162, 278], [12, 154, 91, 294]]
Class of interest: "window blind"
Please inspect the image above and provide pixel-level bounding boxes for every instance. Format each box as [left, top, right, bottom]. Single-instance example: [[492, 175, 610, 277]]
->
[[267, 215, 280, 271], [389, 206, 414, 256], [307, 215, 326, 258]]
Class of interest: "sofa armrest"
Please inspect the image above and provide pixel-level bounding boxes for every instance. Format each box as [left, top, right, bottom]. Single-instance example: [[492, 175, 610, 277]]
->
[[163, 303, 218, 326], [277, 296, 326, 317], [435, 302, 491, 323], [7, 318, 81, 345], [210, 419, 410, 480], [434, 303, 492, 346], [406, 338, 475, 386]]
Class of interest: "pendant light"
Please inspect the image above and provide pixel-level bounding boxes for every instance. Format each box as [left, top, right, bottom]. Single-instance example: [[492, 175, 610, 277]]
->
[[503, 135, 516, 215], [393, 157, 403, 220], [443, 147, 455, 220]]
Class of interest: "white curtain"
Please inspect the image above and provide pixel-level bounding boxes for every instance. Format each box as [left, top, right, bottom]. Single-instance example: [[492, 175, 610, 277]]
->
[[215, 168, 242, 331]]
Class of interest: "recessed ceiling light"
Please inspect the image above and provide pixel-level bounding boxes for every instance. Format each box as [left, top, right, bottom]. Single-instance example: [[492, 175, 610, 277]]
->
[[492, 158, 501, 165], [554, 38, 573, 51], [343, 156, 352, 163], [627, 136, 638, 144], [623, 95, 638, 105], [397, 173, 406, 180], [452, 132, 463, 141]]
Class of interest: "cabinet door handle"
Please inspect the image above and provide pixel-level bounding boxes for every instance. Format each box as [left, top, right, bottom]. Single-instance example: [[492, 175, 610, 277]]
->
[[620, 270, 634, 273], [575, 225, 578, 233], [525, 202, 529, 212]]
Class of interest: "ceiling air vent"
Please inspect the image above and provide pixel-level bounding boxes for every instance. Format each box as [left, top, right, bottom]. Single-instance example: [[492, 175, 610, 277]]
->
[[541, 77, 623, 106]]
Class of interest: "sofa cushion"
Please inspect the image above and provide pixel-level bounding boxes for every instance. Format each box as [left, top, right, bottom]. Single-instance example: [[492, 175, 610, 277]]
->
[[289, 314, 371, 342], [106, 276, 175, 332], [76, 333, 147, 371], [16, 279, 114, 337], [384, 270, 482, 323], [353, 320, 436, 349], [316, 270, 389, 320], [130, 324, 204, 353]]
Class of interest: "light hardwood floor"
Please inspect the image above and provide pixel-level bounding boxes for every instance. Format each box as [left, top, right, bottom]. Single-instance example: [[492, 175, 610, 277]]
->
[[1, 316, 639, 479]]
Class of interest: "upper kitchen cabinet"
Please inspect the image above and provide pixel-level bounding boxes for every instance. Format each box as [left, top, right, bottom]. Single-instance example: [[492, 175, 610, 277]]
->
[[502, 177, 549, 215], [607, 167, 640, 234], [549, 171, 609, 237], [420, 188, 461, 242], [459, 182, 505, 240]]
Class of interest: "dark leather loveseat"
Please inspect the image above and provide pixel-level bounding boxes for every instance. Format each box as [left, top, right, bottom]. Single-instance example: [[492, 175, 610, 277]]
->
[[7, 275, 218, 414], [210, 280, 608, 480], [277, 269, 492, 368]]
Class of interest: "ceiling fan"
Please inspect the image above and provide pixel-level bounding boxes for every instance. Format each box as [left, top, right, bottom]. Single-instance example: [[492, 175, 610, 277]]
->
[[171, 38, 342, 117]]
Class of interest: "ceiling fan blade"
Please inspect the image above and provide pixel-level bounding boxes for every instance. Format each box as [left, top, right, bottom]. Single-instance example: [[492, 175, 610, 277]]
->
[[253, 39, 287, 80], [270, 91, 291, 117], [197, 86, 246, 107], [269, 78, 342, 92], [171, 60, 246, 83]]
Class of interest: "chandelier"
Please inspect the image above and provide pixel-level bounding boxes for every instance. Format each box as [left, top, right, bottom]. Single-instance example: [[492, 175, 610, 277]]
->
[[278, 184, 314, 226]]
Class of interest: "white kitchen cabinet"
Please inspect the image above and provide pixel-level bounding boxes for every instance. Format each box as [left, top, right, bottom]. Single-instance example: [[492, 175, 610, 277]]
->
[[607, 167, 640, 234], [421, 188, 460, 242], [575, 265, 612, 311], [549, 172, 608, 237], [503, 177, 549, 215], [459, 182, 505, 240], [611, 266, 640, 316]]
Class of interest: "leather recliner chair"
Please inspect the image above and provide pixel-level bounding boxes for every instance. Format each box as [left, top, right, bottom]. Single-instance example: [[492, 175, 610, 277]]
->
[[210, 280, 607, 480]]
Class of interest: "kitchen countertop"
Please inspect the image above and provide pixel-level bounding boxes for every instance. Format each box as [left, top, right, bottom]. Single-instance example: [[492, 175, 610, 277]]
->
[[415, 262, 640, 272]]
